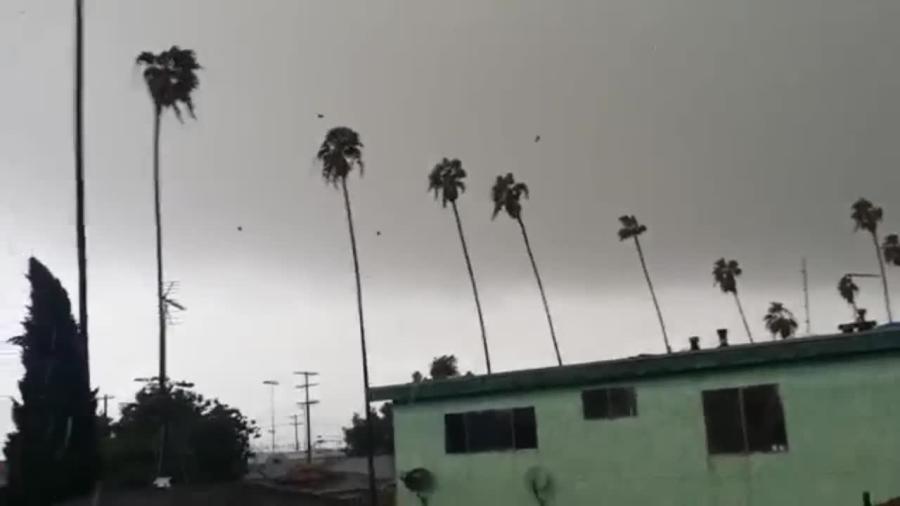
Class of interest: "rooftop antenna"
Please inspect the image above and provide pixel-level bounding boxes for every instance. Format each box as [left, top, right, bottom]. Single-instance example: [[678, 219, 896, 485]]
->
[[801, 258, 811, 335], [162, 281, 186, 326]]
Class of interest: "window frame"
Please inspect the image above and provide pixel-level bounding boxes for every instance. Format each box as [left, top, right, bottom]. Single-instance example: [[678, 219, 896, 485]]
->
[[702, 384, 789, 456], [443, 406, 538, 455], [581, 386, 638, 420]]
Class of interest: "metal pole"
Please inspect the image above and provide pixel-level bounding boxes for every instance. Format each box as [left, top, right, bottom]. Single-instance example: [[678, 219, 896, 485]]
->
[[292, 415, 300, 452], [263, 380, 279, 452], [802, 258, 811, 334]]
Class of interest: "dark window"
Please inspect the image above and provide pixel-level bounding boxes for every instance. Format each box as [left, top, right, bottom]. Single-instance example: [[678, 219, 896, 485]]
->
[[513, 407, 538, 449], [444, 413, 466, 454], [702, 384, 788, 455], [443, 407, 537, 454], [465, 409, 513, 452], [582, 387, 637, 420], [702, 388, 745, 454]]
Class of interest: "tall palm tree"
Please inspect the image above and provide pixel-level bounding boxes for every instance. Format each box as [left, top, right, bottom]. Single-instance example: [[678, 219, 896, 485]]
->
[[74, 0, 88, 371], [618, 215, 671, 353], [491, 173, 562, 365], [713, 258, 754, 343], [428, 158, 491, 373], [838, 274, 860, 318], [883, 234, 900, 267], [316, 126, 377, 506], [851, 198, 893, 321], [763, 302, 798, 340], [136, 47, 201, 389]]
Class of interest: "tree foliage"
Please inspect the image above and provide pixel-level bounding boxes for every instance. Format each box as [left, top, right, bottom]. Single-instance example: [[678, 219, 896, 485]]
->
[[136, 46, 201, 119], [491, 173, 529, 220], [428, 355, 460, 380], [763, 302, 798, 339], [3, 258, 98, 505], [617, 215, 647, 241], [104, 380, 259, 487], [427, 158, 466, 207], [712, 258, 742, 294], [318, 126, 364, 184], [884, 234, 900, 267], [342, 403, 393, 457]]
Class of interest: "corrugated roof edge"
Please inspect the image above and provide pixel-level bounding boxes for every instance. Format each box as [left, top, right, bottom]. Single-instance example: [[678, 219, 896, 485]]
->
[[370, 327, 900, 404]]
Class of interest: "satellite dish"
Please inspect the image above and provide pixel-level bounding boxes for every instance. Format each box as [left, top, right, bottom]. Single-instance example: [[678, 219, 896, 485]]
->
[[401, 467, 435, 505], [525, 466, 554, 506]]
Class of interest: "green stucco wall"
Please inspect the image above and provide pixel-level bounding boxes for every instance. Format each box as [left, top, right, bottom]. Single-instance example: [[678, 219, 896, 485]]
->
[[392, 353, 900, 505]]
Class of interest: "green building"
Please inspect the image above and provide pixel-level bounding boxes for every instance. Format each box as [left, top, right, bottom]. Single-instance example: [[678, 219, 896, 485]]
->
[[372, 328, 900, 505]]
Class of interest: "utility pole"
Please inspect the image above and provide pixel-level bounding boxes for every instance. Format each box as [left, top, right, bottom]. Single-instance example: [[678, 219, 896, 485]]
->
[[263, 380, 279, 452], [802, 258, 811, 334], [289, 414, 302, 452], [293, 371, 319, 464], [99, 394, 115, 419]]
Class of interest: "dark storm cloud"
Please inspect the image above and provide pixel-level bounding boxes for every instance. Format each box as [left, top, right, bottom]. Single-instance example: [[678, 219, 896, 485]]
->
[[0, 0, 898, 443]]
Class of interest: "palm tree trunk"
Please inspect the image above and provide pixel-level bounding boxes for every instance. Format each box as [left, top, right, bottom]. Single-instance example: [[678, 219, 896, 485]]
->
[[74, 0, 88, 372], [733, 292, 754, 343], [340, 178, 378, 506], [451, 202, 491, 374], [151, 106, 171, 480], [872, 232, 893, 322], [516, 217, 562, 366], [633, 237, 671, 353], [153, 107, 166, 388]]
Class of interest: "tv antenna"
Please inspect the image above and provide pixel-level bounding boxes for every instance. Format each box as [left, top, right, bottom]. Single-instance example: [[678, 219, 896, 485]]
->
[[162, 281, 186, 326]]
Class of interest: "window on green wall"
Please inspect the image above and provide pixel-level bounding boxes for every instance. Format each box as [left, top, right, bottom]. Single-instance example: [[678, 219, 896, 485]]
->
[[582, 386, 637, 420], [702, 384, 788, 455], [444, 407, 538, 454]]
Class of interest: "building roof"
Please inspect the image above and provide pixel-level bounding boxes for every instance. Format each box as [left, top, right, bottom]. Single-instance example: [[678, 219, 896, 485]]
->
[[370, 326, 900, 404]]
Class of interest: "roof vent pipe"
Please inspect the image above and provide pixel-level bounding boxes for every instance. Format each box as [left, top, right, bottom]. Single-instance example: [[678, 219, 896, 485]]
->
[[689, 337, 700, 351], [717, 328, 729, 347]]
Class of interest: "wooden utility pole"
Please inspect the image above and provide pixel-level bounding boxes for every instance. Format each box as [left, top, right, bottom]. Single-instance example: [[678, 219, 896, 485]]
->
[[289, 414, 302, 452], [99, 394, 115, 419], [294, 371, 319, 464]]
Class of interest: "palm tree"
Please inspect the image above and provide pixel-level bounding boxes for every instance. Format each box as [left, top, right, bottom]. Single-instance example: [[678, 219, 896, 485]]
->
[[713, 258, 754, 343], [428, 158, 491, 373], [136, 47, 201, 389], [883, 234, 900, 267], [491, 173, 562, 365], [838, 274, 860, 317], [851, 198, 893, 321], [74, 0, 89, 370], [618, 215, 671, 353], [316, 126, 377, 506], [763, 302, 798, 340]]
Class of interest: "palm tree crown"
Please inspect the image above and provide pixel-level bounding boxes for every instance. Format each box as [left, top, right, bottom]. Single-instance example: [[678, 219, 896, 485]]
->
[[428, 158, 467, 207], [136, 46, 200, 119], [713, 258, 742, 294], [851, 198, 883, 234], [884, 234, 900, 266], [617, 215, 647, 240], [318, 127, 364, 184], [763, 302, 798, 339], [491, 173, 529, 220], [838, 275, 860, 307]]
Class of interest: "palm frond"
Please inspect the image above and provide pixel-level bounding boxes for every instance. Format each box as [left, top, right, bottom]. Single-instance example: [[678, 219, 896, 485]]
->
[[883, 233, 900, 266], [428, 158, 467, 208], [851, 198, 882, 234], [136, 46, 201, 121], [318, 127, 364, 185]]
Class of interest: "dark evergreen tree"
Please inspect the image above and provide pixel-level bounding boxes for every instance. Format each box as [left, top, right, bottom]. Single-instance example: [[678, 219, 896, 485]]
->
[[4, 258, 98, 505]]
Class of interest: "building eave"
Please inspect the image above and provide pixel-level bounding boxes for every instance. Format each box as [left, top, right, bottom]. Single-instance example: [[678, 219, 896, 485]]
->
[[371, 326, 900, 404]]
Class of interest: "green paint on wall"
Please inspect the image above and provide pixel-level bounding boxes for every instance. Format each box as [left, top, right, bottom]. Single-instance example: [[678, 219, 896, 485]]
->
[[391, 353, 900, 506]]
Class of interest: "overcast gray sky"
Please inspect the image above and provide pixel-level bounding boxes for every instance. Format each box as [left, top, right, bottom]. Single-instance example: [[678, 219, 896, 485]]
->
[[1, 0, 899, 449]]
